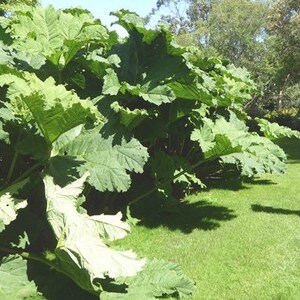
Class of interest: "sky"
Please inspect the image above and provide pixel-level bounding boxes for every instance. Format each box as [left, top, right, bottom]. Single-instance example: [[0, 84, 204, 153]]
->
[[41, 0, 159, 35]]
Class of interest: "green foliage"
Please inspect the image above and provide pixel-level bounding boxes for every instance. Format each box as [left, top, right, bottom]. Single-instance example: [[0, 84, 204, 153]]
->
[[256, 118, 300, 139], [265, 107, 300, 130], [191, 111, 287, 176], [0, 192, 27, 233], [124, 259, 196, 298], [0, 179, 29, 233], [61, 128, 148, 192], [44, 174, 145, 293], [0, 4, 298, 299], [0, 255, 38, 299], [194, 0, 268, 73], [267, 0, 300, 85], [285, 84, 300, 108], [102, 259, 195, 299], [0, 0, 39, 16], [149, 0, 269, 72], [252, 0, 300, 113]]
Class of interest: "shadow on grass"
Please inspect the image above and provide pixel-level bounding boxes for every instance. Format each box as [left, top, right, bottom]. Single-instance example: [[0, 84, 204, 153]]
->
[[204, 176, 247, 191], [251, 204, 300, 216], [243, 178, 277, 186], [275, 137, 300, 161], [204, 176, 277, 191], [132, 199, 236, 233]]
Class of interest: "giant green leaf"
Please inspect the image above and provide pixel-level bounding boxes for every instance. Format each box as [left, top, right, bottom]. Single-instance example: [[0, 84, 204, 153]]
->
[[103, 68, 121, 96], [0, 42, 13, 65], [0, 255, 38, 300], [5, 5, 110, 68], [0, 179, 29, 233], [61, 128, 149, 192], [139, 82, 176, 105], [16, 131, 49, 160], [27, 260, 97, 300], [191, 122, 215, 152], [104, 259, 195, 299], [191, 117, 243, 158], [0, 73, 101, 143], [0, 194, 27, 233], [21, 94, 94, 143], [110, 101, 148, 130], [127, 259, 195, 298], [112, 10, 159, 44], [205, 135, 242, 160], [51, 125, 83, 156], [168, 80, 212, 104], [191, 112, 287, 176], [256, 118, 300, 140], [9, 6, 63, 57], [44, 175, 145, 294]]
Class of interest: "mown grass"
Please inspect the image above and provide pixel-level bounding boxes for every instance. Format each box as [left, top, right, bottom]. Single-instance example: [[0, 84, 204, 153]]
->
[[120, 138, 300, 299]]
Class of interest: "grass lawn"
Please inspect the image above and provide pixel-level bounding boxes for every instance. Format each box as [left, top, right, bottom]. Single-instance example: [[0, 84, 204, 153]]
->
[[120, 138, 300, 299]]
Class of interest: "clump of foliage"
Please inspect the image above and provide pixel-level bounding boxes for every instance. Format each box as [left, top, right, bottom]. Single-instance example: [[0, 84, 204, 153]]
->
[[265, 107, 300, 130], [0, 4, 299, 299]]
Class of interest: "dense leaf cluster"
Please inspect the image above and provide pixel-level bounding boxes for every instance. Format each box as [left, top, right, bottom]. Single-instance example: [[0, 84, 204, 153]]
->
[[0, 4, 298, 299]]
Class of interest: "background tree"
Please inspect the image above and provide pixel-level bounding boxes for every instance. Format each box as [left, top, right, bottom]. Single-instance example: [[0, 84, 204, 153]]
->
[[264, 0, 300, 110], [148, 0, 269, 72]]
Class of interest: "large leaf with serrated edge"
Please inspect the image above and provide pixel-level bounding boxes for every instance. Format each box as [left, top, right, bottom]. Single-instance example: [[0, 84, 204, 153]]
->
[[0, 194, 27, 233], [61, 128, 149, 192], [44, 175, 145, 294], [0, 255, 38, 300], [103, 68, 121, 96], [102, 259, 195, 299], [125, 259, 195, 298], [0, 73, 100, 143], [139, 82, 176, 105], [192, 112, 287, 176], [256, 118, 300, 140], [110, 101, 148, 130], [0, 179, 29, 233], [6, 5, 109, 67]]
